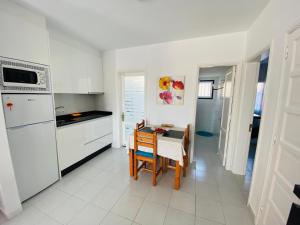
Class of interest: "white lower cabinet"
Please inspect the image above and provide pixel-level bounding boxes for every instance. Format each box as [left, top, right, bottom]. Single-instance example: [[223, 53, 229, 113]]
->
[[56, 116, 112, 171]]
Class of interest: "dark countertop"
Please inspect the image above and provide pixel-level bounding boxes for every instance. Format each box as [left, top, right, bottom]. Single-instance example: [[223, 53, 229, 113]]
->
[[56, 110, 112, 127]]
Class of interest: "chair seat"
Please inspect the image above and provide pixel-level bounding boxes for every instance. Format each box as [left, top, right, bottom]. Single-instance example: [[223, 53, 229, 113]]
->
[[135, 150, 154, 158]]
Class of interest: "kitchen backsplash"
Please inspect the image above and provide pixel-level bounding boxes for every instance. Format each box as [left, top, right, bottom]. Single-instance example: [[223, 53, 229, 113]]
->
[[54, 94, 98, 115]]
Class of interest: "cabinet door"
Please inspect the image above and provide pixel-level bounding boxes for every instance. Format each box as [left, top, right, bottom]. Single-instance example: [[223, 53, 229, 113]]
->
[[0, 10, 49, 65], [70, 47, 89, 94], [83, 117, 112, 156], [86, 54, 104, 93], [50, 39, 73, 93], [84, 117, 113, 144], [56, 125, 85, 170]]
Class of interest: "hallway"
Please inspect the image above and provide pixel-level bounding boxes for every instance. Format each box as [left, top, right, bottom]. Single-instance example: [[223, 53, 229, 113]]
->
[[194, 135, 254, 225]]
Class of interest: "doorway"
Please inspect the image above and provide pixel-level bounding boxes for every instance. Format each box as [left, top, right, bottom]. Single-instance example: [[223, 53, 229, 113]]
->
[[195, 66, 234, 164], [245, 53, 269, 183], [120, 73, 145, 147]]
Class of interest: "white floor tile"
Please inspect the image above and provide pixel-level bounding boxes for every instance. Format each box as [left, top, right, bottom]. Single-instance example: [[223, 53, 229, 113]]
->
[[37, 215, 62, 225], [169, 191, 195, 215], [88, 171, 112, 187], [68, 204, 108, 225], [223, 204, 254, 225], [164, 207, 195, 225], [3, 207, 44, 225], [92, 187, 124, 210], [100, 212, 132, 225], [196, 200, 225, 224], [196, 183, 222, 203], [73, 182, 104, 202], [135, 201, 167, 225], [145, 186, 172, 206], [28, 188, 71, 215], [111, 194, 144, 220], [125, 181, 151, 198], [195, 217, 224, 225], [55, 177, 87, 195], [47, 196, 87, 224]]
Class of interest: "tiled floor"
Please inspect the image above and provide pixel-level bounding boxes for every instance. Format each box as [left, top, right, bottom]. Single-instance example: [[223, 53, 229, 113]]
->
[[0, 135, 254, 225]]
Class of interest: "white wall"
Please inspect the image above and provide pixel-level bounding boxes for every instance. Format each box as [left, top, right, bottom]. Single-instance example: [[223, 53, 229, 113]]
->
[[245, 0, 300, 220], [196, 67, 228, 134], [54, 94, 98, 116], [99, 32, 246, 151]]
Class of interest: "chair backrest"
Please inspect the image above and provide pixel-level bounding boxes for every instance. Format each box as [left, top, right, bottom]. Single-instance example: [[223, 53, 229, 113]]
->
[[184, 124, 190, 151], [134, 129, 157, 156], [136, 120, 145, 130]]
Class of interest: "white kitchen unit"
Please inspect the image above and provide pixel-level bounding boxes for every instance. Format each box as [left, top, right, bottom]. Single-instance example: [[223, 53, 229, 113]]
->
[[56, 116, 112, 171], [0, 7, 49, 65], [49, 34, 103, 94]]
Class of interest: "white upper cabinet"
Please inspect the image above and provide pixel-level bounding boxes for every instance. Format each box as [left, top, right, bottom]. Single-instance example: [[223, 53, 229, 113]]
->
[[49, 35, 103, 94], [49, 39, 73, 93], [86, 54, 104, 93], [0, 9, 50, 65]]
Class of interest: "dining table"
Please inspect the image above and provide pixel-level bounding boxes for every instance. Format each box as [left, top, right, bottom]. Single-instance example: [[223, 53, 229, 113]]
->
[[127, 125, 186, 190]]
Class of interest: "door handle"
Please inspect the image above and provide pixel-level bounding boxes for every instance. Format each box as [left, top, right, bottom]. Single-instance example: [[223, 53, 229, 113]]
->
[[121, 112, 125, 122], [249, 124, 253, 132]]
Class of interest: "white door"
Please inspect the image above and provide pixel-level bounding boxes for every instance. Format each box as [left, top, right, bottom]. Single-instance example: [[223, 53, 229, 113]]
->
[[235, 62, 260, 174], [121, 73, 145, 146], [259, 27, 300, 225], [218, 67, 235, 165]]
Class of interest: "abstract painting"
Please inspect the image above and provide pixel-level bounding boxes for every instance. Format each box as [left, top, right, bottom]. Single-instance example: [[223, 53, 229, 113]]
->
[[157, 76, 185, 105]]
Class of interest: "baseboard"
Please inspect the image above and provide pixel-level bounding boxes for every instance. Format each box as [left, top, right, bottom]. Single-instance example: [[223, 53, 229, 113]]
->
[[61, 144, 112, 176]]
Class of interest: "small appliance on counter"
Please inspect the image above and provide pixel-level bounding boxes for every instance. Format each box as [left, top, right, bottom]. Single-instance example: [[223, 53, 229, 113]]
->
[[0, 57, 59, 202]]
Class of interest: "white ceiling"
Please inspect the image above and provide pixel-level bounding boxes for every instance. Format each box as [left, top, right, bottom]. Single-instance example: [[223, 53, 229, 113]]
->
[[15, 0, 270, 50]]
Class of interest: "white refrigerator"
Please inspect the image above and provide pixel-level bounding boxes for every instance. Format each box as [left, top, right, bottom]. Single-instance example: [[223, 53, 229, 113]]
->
[[2, 94, 59, 202]]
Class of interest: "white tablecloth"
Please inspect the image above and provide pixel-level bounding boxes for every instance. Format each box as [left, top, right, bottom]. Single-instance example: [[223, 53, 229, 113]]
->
[[127, 126, 186, 166]]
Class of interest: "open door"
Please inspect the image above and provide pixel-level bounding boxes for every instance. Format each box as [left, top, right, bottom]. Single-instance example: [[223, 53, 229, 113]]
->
[[218, 66, 235, 165], [234, 62, 260, 174], [258, 26, 300, 225]]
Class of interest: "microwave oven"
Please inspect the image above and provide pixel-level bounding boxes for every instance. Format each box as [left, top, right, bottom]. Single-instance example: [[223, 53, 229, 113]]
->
[[0, 57, 50, 93]]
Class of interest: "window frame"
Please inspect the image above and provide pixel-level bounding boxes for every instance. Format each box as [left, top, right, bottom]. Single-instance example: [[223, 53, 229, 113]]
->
[[198, 80, 214, 100]]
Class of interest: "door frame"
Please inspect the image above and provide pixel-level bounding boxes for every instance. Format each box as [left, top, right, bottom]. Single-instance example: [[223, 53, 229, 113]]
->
[[117, 71, 147, 147], [192, 62, 241, 167]]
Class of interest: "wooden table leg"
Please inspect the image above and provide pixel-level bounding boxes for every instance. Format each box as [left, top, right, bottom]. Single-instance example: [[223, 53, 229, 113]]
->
[[174, 161, 181, 190], [129, 149, 134, 177]]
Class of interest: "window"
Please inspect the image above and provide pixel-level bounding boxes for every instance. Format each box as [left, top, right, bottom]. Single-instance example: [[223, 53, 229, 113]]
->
[[198, 80, 214, 99]]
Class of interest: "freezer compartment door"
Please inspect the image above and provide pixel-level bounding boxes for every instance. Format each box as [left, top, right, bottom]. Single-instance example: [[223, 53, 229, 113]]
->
[[2, 94, 54, 128], [7, 121, 59, 201]]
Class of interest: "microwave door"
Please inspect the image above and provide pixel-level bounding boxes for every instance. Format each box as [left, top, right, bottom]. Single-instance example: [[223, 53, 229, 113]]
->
[[3, 67, 39, 88]]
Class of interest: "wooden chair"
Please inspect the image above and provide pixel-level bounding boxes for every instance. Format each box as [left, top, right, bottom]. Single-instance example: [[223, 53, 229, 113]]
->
[[183, 124, 190, 177], [129, 120, 145, 177], [133, 128, 162, 186], [136, 119, 145, 130]]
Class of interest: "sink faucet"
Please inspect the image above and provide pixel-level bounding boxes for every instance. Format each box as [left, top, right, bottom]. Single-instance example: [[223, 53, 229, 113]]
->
[[55, 106, 65, 110], [55, 106, 65, 114]]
